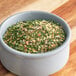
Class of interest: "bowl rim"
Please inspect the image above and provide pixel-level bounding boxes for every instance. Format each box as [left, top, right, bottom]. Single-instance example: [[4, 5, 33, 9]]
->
[[0, 11, 71, 58]]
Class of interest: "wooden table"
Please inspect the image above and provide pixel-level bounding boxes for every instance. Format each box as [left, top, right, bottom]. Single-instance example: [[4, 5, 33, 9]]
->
[[51, 0, 76, 76], [0, 0, 76, 76]]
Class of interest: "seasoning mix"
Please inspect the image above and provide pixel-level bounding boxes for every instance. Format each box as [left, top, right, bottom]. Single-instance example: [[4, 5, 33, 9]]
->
[[3, 20, 66, 54]]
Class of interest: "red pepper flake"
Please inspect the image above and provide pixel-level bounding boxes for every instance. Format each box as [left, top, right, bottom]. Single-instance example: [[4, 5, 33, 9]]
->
[[24, 45, 27, 52], [38, 33, 41, 36], [24, 47, 27, 50]]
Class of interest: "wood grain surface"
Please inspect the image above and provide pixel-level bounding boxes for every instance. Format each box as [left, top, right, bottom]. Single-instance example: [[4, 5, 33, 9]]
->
[[51, 0, 76, 76], [0, 0, 68, 22], [0, 0, 76, 76]]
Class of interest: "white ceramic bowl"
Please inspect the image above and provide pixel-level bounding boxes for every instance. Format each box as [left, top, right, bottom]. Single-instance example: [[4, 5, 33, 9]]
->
[[0, 11, 71, 76]]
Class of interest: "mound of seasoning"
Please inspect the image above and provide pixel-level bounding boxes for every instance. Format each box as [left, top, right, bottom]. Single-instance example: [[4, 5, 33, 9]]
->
[[3, 20, 66, 54]]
